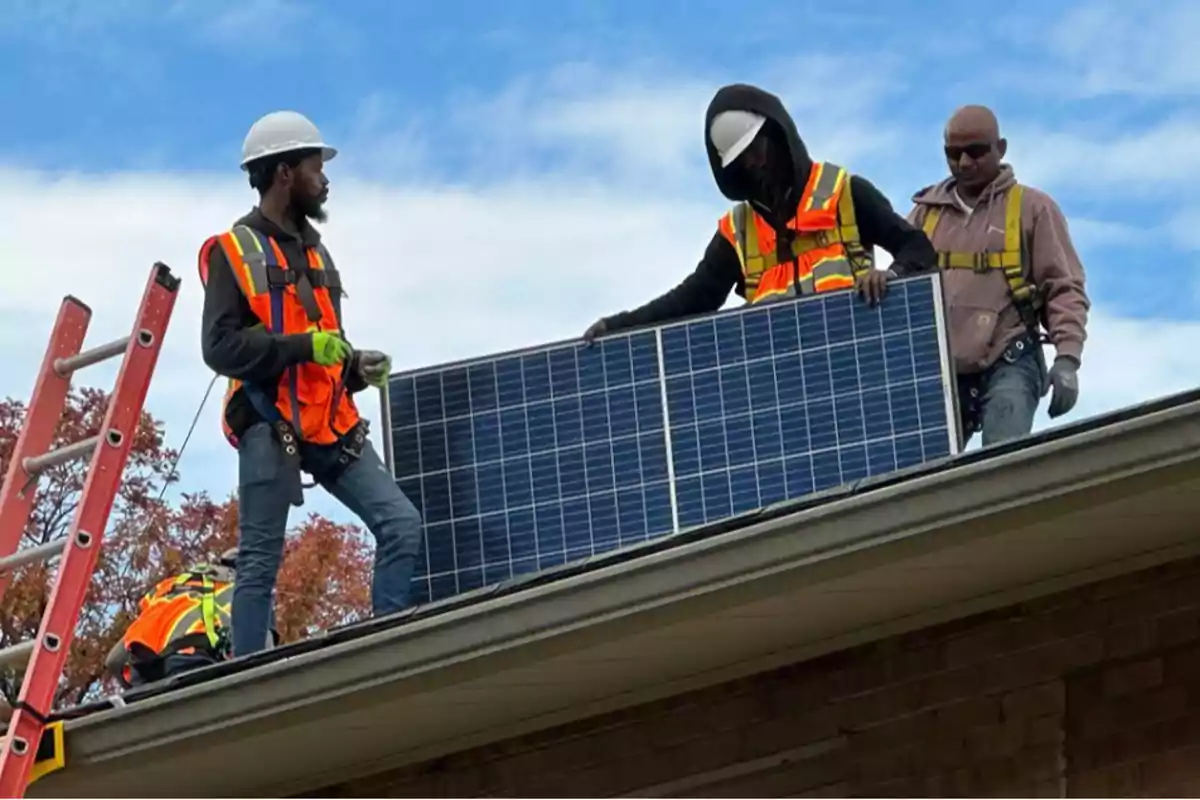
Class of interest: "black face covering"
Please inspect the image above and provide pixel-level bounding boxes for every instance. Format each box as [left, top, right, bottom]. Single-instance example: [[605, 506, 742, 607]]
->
[[705, 84, 814, 213], [746, 129, 792, 213]]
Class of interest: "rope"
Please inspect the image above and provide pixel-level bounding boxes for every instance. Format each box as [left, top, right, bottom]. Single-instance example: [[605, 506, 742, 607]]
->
[[154, 374, 219, 505], [130, 373, 218, 550]]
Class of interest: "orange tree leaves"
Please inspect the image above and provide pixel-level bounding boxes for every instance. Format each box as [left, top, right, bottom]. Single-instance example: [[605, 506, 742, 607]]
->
[[0, 388, 372, 707], [274, 513, 372, 642]]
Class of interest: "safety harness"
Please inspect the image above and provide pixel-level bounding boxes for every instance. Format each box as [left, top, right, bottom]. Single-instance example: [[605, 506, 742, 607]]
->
[[921, 184, 1047, 432], [121, 566, 232, 688], [201, 225, 371, 503], [921, 184, 1041, 335]]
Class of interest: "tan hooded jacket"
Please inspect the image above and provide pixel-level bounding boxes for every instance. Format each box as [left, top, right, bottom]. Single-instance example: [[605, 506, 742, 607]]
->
[[907, 165, 1090, 375]]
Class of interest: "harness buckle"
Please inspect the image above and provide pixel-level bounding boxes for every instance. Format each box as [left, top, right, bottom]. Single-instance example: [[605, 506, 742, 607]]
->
[[973, 253, 990, 274], [341, 421, 368, 461], [272, 420, 306, 507]]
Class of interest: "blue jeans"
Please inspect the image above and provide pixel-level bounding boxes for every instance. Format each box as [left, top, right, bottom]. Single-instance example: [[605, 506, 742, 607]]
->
[[232, 422, 423, 657], [958, 340, 1046, 448]]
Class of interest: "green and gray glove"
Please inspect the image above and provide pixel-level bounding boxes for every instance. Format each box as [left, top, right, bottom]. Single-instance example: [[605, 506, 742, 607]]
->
[[311, 330, 353, 367], [356, 350, 392, 387]]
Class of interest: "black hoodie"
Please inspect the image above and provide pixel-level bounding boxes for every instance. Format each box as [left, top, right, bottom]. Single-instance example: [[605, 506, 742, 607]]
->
[[604, 84, 937, 331], [200, 207, 367, 439]]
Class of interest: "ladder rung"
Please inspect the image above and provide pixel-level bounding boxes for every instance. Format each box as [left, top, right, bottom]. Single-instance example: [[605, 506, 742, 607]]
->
[[0, 539, 66, 575], [53, 335, 130, 377], [22, 435, 99, 476], [0, 641, 34, 669]]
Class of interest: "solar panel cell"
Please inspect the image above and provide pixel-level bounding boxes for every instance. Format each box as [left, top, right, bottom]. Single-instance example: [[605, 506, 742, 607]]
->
[[387, 274, 959, 605]]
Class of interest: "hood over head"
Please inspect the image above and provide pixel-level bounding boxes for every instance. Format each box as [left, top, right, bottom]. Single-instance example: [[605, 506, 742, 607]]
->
[[705, 83, 813, 208]]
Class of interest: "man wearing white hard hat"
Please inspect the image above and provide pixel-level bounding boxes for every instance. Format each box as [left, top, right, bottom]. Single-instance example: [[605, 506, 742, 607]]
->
[[584, 83, 937, 340], [197, 111, 423, 658]]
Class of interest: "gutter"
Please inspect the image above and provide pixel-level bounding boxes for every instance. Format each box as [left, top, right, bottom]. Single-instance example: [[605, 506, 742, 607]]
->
[[42, 391, 1200, 781]]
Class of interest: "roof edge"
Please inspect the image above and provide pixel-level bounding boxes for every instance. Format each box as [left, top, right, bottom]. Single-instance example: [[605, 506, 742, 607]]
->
[[56, 395, 1200, 769]]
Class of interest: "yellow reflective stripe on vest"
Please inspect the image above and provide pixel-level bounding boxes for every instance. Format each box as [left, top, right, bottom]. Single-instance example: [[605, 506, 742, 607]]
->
[[802, 162, 845, 213], [812, 254, 855, 292], [200, 576, 218, 648], [226, 225, 273, 296], [730, 202, 772, 297], [835, 183, 875, 278], [161, 574, 228, 649], [729, 166, 873, 302]]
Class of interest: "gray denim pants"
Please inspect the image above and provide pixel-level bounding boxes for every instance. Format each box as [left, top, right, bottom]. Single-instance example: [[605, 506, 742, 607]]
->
[[957, 338, 1046, 448], [231, 422, 423, 657]]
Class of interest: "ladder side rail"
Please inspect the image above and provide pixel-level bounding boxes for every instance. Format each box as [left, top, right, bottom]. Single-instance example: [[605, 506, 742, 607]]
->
[[0, 265, 180, 799], [0, 299, 92, 603]]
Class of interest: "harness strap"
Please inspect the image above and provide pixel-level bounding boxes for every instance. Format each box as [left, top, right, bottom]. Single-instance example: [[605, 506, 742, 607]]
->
[[923, 185, 1041, 335], [229, 226, 324, 325]]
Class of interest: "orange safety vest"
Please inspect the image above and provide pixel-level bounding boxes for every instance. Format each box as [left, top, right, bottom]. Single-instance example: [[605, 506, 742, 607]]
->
[[197, 224, 360, 448], [717, 161, 874, 304], [120, 567, 232, 685]]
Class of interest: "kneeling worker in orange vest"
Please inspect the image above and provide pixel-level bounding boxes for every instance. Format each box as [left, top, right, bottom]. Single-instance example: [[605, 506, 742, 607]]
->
[[582, 83, 937, 340], [198, 111, 423, 658], [103, 549, 276, 687]]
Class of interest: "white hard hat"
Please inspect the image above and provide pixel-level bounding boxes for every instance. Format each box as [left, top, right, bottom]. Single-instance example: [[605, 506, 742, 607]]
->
[[240, 111, 338, 171], [710, 110, 767, 168]]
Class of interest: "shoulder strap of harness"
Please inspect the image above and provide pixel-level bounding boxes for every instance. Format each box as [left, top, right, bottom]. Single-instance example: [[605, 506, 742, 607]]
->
[[922, 185, 1040, 333], [306, 243, 345, 296], [217, 225, 323, 324]]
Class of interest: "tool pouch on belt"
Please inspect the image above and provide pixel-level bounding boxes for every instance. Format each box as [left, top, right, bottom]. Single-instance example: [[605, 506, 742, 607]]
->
[[273, 420, 306, 507]]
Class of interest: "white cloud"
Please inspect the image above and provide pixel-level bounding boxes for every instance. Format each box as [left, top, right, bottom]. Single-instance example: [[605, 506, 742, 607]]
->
[[1, 30, 1195, 526], [1041, 3, 1200, 98], [0, 166, 723, 523], [1006, 116, 1200, 194], [0, 158, 1191, 527], [440, 55, 907, 191]]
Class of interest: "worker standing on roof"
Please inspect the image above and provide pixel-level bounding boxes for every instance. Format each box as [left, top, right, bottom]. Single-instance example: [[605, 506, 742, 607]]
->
[[908, 105, 1090, 446], [198, 111, 423, 658], [582, 83, 937, 340]]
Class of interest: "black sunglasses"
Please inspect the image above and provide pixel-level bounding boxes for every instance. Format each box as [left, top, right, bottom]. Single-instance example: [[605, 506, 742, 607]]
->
[[945, 143, 992, 161]]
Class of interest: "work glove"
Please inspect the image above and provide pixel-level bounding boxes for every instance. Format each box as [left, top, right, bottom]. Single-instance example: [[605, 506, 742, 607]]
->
[[1045, 356, 1079, 418], [356, 350, 391, 388], [311, 330, 352, 367], [582, 318, 608, 345]]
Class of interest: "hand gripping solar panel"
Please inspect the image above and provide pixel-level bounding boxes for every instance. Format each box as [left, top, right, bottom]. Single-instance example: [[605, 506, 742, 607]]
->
[[384, 273, 960, 605]]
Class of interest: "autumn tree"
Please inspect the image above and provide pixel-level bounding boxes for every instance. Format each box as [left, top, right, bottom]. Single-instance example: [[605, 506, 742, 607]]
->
[[0, 387, 372, 708]]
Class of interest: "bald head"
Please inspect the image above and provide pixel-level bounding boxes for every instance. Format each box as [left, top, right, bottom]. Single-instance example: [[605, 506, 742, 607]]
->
[[943, 104, 1006, 198], [945, 104, 1000, 143]]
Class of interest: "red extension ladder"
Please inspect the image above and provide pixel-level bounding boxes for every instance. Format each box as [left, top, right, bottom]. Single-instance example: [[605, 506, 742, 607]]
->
[[0, 263, 180, 798]]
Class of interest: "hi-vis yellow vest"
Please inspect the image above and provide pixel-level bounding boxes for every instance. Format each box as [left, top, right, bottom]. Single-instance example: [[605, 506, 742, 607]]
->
[[717, 161, 874, 303]]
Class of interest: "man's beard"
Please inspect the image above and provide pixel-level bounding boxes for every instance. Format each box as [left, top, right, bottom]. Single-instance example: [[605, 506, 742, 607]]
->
[[295, 193, 328, 224]]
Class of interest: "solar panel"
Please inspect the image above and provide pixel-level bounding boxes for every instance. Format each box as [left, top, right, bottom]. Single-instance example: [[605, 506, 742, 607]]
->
[[383, 273, 960, 605]]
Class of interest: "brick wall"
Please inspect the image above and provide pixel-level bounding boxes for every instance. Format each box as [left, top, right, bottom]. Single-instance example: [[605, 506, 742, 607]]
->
[[314, 555, 1200, 798]]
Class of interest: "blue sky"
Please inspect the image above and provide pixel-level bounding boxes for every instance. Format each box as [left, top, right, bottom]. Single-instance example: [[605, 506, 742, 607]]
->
[[1, 0, 1198, 526]]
